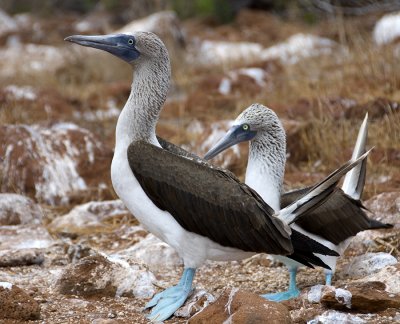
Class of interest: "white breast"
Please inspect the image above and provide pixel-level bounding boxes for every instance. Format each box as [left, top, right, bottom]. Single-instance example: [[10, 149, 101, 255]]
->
[[110, 141, 255, 268], [245, 159, 281, 212]]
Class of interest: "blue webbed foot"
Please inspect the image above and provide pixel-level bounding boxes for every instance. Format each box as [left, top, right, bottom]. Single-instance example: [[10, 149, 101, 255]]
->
[[325, 272, 333, 286], [261, 267, 299, 302], [144, 268, 195, 322], [145, 285, 193, 321], [261, 288, 300, 302]]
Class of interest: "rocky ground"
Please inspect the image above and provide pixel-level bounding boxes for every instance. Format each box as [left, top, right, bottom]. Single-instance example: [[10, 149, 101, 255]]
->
[[0, 6, 399, 324]]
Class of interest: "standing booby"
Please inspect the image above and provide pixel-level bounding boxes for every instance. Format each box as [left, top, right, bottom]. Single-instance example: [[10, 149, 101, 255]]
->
[[204, 103, 392, 301], [65, 32, 368, 321]]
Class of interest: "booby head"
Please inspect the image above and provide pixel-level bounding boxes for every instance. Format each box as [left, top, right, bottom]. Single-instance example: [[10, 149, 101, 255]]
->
[[65, 31, 166, 65], [204, 103, 283, 160]]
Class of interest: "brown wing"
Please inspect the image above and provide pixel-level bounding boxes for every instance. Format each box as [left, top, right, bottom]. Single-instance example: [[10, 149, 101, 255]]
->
[[281, 187, 384, 245], [157, 135, 238, 179], [128, 140, 292, 255]]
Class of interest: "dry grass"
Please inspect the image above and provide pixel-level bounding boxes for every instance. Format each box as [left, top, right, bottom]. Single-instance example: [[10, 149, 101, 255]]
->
[[1, 10, 399, 200], [181, 15, 400, 183]]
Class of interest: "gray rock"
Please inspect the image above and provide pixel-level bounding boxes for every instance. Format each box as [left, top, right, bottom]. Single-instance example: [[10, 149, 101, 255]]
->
[[57, 253, 156, 299], [49, 200, 130, 234], [114, 233, 182, 272], [0, 249, 44, 267], [0, 193, 43, 225], [309, 310, 366, 324], [320, 286, 352, 310], [342, 252, 398, 278], [0, 123, 112, 205], [357, 263, 400, 294], [0, 225, 53, 251], [364, 192, 400, 225], [0, 225, 52, 267], [307, 284, 325, 304]]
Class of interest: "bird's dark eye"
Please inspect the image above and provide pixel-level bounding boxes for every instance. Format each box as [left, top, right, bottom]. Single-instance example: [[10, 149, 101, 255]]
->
[[128, 39, 134, 45], [242, 124, 249, 131]]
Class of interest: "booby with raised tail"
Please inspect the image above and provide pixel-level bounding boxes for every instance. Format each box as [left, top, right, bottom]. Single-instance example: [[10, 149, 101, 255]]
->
[[205, 103, 392, 301], [65, 33, 368, 321]]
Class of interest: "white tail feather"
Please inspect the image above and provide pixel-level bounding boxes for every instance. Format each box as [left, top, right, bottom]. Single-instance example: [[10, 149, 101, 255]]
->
[[278, 149, 372, 225], [342, 113, 368, 200]]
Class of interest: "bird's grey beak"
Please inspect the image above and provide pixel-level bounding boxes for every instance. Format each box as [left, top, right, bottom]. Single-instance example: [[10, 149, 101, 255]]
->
[[204, 125, 257, 160], [64, 34, 140, 63]]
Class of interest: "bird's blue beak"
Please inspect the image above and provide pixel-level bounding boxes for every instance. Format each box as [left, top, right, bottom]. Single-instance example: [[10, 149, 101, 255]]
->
[[204, 125, 257, 160], [64, 34, 140, 63]]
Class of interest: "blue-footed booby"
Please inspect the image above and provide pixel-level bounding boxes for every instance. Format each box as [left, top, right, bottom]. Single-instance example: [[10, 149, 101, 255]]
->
[[205, 103, 392, 301], [65, 32, 368, 321]]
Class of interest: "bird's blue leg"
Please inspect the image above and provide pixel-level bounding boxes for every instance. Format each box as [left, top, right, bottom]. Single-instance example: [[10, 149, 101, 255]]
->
[[325, 271, 333, 286], [261, 267, 300, 301], [145, 268, 196, 322]]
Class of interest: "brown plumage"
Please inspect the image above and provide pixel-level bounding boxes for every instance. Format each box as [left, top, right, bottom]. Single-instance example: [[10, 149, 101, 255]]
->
[[281, 187, 393, 245], [128, 140, 340, 266]]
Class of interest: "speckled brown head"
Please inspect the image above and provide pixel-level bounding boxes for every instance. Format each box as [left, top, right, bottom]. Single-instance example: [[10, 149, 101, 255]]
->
[[204, 103, 286, 160]]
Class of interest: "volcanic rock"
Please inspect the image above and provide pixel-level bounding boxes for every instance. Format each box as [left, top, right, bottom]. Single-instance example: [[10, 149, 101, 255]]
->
[[0, 225, 53, 251], [0, 193, 43, 225], [320, 281, 400, 312], [0, 248, 44, 267], [57, 253, 156, 299], [342, 252, 398, 278], [49, 200, 131, 234], [357, 263, 400, 295], [364, 192, 400, 225], [319, 286, 352, 310], [189, 288, 292, 324], [309, 310, 366, 324], [0, 123, 113, 205], [0, 225, 52, 267], [0, 282, 41, 320], [113, 233, 181, 272]]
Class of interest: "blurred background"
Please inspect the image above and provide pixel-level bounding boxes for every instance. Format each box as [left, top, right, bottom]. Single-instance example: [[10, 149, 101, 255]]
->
[[1, 0, 399, 206], [0, 2, 399, 322]]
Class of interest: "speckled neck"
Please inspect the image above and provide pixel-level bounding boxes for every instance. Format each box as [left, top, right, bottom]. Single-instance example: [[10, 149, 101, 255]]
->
[[115, 47, 171, 148], [245, 124, 286, 211]]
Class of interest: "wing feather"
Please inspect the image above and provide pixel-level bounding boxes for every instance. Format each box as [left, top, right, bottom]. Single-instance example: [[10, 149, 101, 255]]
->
[[128, 140, 293, 255], [281, 187, 372, 245]]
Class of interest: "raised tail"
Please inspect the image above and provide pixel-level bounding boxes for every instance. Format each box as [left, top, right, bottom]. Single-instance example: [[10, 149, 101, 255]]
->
[[341, 114, 394, 230], [342, 113, 368, 200], [278, 149, 372, 225]]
